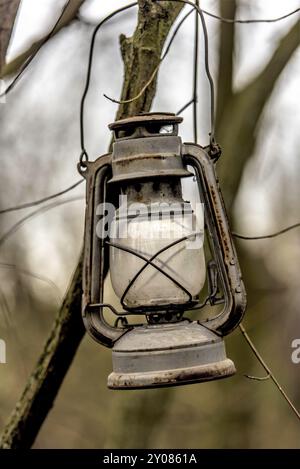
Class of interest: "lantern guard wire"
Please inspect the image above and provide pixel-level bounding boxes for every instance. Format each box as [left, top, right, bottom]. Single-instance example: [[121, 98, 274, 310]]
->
[[91, 230, 224, 323], [106, 236, 196, 311]]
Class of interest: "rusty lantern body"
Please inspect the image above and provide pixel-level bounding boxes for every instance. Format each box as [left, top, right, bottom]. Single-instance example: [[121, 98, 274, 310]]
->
[[80, 113, 246, 389]]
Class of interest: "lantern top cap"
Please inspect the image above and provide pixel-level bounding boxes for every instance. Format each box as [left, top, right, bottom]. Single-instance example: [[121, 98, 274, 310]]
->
[[108, 112, 183, 131]]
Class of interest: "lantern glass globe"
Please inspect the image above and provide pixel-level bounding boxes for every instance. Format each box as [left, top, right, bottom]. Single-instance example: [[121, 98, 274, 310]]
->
[[109, 180, 206, 310]]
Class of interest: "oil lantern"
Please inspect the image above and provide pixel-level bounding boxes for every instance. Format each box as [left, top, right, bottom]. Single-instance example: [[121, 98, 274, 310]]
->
[[79, 112, 246, 389]]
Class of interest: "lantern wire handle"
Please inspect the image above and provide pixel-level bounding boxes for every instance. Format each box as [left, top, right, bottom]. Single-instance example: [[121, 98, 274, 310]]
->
[[192, 0, 199, 143], [156, 0, 216, 145], [103, 0, 300, 147], [1, 2, 298, 100], [79, 2, 138, 167], [156, 0, 300, 148]]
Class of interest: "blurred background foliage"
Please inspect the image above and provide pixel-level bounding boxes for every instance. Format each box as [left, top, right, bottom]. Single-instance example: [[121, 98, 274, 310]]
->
[[0, 0, 300, 448]]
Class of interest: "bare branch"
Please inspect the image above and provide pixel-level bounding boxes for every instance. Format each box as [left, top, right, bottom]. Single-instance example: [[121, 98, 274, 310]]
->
[[240, 323, 300, 421], [0, 0, 20, 71], [217, 18, 300, 209], [215, 0, 236, 131], [115, 0, 184, 120], [103, 8, 193, 106], [1, 0, 85, 78]]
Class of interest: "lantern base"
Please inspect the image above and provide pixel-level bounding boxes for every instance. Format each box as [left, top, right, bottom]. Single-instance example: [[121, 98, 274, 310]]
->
[[107, 320, 235, 390]]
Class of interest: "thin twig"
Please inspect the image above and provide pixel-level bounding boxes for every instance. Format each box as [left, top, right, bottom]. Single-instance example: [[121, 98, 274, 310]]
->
[[2, 2, 298, 100], [0, 262, 62, 303], [202, 7, 300, 24], [156, 0, 300, 144], [232, 222, 300, 240], [176, 97, 194, 115], [0, 179, 83, 215], [0, 284, 27, 378], [0, 184, 299, 244], [0, 196, 83, 247], [0, 0, 72, 98], [103, 64, 159, 105], [245, 373, 270, 381], [103, 7, 194, 106], [239, 323, 300, 421], [104, 2, 300, 108], [155, 0, 300, 24], [0, 284, 15, 330]]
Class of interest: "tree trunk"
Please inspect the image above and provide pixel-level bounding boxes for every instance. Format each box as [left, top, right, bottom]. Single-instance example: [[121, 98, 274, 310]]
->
[[0, 0, 21, 72], [0, 0, 183, 449]]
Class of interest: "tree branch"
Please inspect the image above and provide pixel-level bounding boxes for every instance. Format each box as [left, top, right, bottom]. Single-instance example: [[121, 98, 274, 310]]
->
[[116, 0, 184, 119], [217, 18, 300, 209], [0, 0, 184, 449], [0, 0, 85, 78], [0, 0, 20, 72], [0, 256, 84, 449], [215, 0, 236, 131]]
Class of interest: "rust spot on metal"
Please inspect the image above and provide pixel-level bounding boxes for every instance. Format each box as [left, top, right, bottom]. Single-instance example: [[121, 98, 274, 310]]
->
[[210, 185, 231, 258], [116, 153, 171, 166]]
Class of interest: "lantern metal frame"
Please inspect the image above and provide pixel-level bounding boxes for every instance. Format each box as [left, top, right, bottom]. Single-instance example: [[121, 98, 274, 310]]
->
[[80, 116, 246, 353]]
